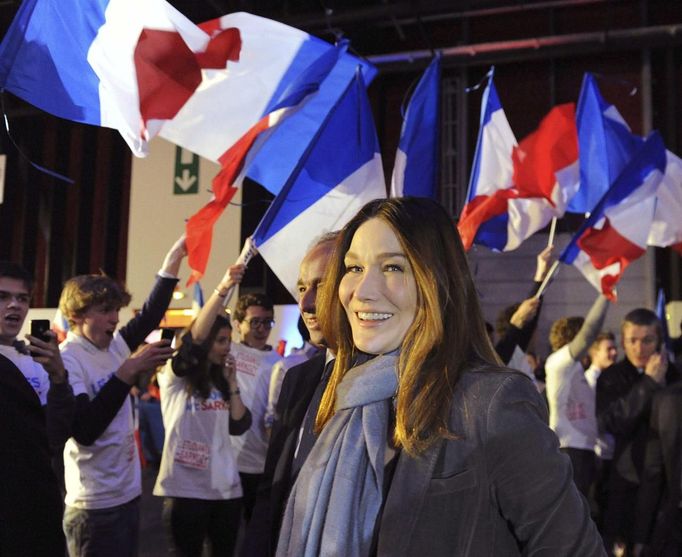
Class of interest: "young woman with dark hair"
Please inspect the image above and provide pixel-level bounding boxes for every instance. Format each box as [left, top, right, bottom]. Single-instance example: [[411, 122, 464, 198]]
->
[[154, 263, 251, 557]]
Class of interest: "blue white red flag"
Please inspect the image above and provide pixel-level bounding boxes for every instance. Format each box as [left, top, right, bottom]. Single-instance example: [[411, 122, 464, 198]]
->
[[251, 70, 386, 294], [458, 68, 516, 251], [0, 0, 230, 156], [567, 74, 682, 256], [458, 69, 579, 251], [560, 132, 666, 301], [648, 150, 682, 256], [568, 73, 643, 214], [0, 2, 369, 162], [390, 55, 441, 199], [183, 40, 372, 284], [159, 16, 375, 165]]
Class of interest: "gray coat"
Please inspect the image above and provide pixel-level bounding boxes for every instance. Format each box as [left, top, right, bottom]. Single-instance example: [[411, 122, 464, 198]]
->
[[377, 364, 606, 556]]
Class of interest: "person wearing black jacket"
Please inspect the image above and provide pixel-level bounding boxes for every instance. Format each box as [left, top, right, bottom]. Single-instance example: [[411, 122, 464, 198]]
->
[[597, 308, 680, 555], [633, 382, 682, 556], [240, 233, 336, 557], [0, 261, 74, 556]]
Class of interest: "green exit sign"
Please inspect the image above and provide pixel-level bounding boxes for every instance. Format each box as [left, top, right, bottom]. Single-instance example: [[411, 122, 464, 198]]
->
[[174, 146, 199, 194]]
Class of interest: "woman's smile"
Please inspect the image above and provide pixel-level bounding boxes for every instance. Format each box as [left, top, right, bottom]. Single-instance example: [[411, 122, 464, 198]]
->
[[339, 218, 417, 355]]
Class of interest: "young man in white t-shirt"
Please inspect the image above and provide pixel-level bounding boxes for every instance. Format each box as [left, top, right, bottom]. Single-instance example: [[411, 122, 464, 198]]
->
[[544, 294, 610, 498], [230, 292, 282, 523], [59, 237, 186, 557]]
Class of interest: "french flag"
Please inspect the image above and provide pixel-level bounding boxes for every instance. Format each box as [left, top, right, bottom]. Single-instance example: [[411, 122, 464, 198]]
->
[[648, 150, 682, 256], [251, 70, 386, 295], [569, 72, 643, 214], [158, 15, 375, 164], [560, 132, 666, 301], [0, 1, 365, 163], [389, 55, 441, 199], [568, 74, 682, 256], [0, 0, 237, 156], [184, 40, 372, 284], [457, 69, 516, 251], [458, 69, 579, 251]]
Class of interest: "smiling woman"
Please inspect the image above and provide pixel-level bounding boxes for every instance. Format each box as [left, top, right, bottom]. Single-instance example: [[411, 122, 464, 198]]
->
[[275, 197, 606, 557]]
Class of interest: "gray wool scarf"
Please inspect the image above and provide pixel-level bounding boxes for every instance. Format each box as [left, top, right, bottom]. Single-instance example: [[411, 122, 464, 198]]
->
[[276, 352, 399, 557]]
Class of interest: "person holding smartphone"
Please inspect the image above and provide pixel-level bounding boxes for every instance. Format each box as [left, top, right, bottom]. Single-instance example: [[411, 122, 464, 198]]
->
[[0, 261, 74, 556], [58, 236, 186, 557], [597, 308, 681, 555]]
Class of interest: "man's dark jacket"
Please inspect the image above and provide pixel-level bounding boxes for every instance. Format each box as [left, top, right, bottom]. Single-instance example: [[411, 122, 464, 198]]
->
[[241, 352, 326, 556], [634, 382, 682, 555], [0, 353, 66, 556], [596, 357, 679, 542]]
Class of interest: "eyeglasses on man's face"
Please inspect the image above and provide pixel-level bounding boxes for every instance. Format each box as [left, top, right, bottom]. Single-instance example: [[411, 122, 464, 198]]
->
[[244, 317, 275, 329]]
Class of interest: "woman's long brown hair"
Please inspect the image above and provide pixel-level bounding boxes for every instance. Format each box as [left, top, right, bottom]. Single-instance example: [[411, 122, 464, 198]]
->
[[315, 197, 500, 456]]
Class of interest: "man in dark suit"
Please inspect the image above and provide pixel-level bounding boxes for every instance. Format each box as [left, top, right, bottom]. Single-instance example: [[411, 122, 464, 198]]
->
[[633, 382, 682, 556], [240, 233, 337, 557], [597, 308, 680, 554]]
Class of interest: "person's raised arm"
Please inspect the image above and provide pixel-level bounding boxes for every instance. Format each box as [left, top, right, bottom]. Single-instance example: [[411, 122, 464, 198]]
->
[[120, 235, 187, 349], [567, 294, 610, 361], [191, 263, 245, 344], [159, 234, 189, 278]]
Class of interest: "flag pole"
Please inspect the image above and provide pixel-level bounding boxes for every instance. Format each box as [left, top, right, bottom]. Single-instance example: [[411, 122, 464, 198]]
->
[[222, 237, 259, 308], [548, 217, 557, 247], [534, 260, 560, 299]]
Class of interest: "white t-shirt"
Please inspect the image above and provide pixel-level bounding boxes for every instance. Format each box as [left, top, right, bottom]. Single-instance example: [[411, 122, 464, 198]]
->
[[545, 344, 597, 452], [229, 343, 282, 474], [61, 332, 139, 509], [0, 344, 50, 404], [153, 361, 242, 500]]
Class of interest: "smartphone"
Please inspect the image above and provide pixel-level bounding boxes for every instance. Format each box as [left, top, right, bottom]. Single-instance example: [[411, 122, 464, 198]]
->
[[160, 328, 175, 343], [30, 319, 51, 343]]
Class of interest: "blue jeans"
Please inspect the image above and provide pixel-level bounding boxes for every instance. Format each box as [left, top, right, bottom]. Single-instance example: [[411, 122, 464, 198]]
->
[[63, 497, 140, 557]]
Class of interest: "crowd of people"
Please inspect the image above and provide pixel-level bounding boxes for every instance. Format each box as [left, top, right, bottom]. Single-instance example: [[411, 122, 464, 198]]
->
[[1, 197, 681, 557]]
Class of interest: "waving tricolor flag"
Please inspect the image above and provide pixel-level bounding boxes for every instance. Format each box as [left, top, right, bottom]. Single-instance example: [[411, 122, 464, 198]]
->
[[390, 55, 441, 199], [251, 70, 386, 295], [648, 151, 682, 255], [560, 132, 666, 301], [457, 69, 516, 249], [0, 0, 238, 156], [457, 69, 579, 251], [183, 40, 360, 284], [0, 1, 368, 163], [568, 73, 643, 214]]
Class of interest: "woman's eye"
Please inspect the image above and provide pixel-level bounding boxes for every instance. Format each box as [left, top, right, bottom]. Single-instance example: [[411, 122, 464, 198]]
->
[[384, 264, 404, 272], [344, 264, 362, 273]]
